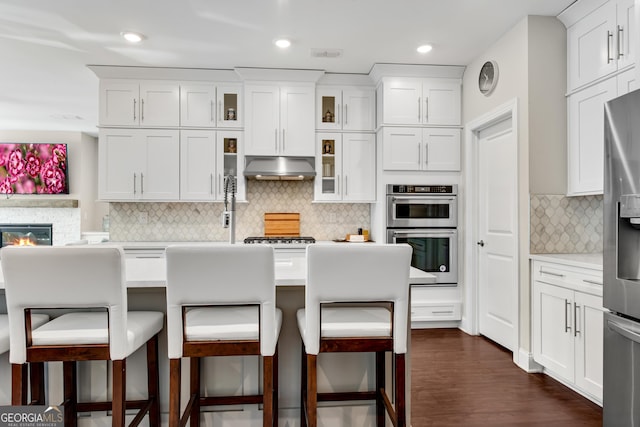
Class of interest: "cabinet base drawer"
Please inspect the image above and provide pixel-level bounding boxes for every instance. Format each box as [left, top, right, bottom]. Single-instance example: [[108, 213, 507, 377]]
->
[[411, 302, 461, 322]]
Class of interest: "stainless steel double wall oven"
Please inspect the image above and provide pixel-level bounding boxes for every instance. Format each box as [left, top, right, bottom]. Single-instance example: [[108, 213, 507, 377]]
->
[[386, 184, 458, 285]]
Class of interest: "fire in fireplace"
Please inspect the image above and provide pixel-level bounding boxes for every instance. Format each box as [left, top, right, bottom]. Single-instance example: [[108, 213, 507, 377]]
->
[[0, 224, 53, 247]]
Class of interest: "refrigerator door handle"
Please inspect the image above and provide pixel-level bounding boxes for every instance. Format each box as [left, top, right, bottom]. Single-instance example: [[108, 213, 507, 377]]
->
[[608, 319, 640, 344]]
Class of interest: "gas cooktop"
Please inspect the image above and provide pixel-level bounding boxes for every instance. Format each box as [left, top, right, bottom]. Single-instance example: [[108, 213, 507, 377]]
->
[[244, 236, 316, 245]]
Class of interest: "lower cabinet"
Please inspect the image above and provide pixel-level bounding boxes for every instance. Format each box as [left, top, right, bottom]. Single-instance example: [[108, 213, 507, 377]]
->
[[532, 259, 605, 403]]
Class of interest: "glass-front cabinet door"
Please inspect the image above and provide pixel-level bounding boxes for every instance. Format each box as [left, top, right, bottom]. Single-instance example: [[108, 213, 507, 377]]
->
[[217, 85, 243, 128], [316, 88, 341, 130], [217, 130, 245, 201], [315, 133, 342, 201]]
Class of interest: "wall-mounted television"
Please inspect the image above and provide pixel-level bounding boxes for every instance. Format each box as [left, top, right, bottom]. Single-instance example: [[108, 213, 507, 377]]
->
[[0, 143, 68, 194]]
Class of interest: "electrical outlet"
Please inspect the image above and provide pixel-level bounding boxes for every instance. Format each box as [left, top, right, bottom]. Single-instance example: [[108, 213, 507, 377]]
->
[[137, 211, 148, 224], [328, 213, 337, 223]]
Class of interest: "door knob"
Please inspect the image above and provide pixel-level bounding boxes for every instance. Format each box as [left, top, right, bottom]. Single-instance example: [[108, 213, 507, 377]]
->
[[477, 240, 485, 247]]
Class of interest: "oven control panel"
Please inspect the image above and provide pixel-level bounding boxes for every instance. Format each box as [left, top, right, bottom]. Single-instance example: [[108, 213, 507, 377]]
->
[[387, 184, 456, 195]]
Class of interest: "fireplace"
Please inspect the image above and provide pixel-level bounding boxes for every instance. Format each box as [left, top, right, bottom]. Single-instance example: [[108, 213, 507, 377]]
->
[[0, 224, 53, 247]]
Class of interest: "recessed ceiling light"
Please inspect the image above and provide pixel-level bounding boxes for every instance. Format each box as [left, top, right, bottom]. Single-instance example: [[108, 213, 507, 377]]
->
[[275, 39, 291, 49], [121, 31, 145, 43], [417, 44, 433, 54]]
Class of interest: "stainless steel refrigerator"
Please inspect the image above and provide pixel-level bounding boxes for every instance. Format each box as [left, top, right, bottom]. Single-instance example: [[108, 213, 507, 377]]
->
[[604, 88, 640, 426]]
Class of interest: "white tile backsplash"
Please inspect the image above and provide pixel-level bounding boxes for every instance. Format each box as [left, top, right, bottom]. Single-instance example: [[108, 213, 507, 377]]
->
[[109, 181, 371, 242]]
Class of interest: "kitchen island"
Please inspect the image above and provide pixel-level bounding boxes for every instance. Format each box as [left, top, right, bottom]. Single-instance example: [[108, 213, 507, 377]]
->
[[0, 244, 435, 426]]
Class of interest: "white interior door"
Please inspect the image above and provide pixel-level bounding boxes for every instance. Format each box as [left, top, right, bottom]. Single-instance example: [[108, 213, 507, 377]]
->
[[477, 115, 518, 351]]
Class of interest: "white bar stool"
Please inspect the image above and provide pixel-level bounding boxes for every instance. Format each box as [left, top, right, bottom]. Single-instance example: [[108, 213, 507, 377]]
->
[[1, 245, 164, 427], [297, 244, 412, 427], [165, 244, 282, 427], [0, 313, 49, 404]]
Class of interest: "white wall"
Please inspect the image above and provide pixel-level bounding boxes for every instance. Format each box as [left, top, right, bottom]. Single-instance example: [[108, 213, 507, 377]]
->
[[0, 130, 108, 231], [461, 16, 567, 354]]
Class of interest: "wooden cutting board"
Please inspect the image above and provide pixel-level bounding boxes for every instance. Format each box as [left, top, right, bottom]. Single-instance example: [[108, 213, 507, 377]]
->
[[264, 213, 300, 237]]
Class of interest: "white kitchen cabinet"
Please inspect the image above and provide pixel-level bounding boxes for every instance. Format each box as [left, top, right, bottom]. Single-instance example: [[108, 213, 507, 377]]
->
[[381, 127, 460, 171], [315, 133, 375, 202], [99, 80, 180, 127], [379, 77, 461, 126], [567, 77, 617, 195], [316, 87, 375, 131], [244, 84, 315, 156], [565, 0, 635, 92], [180, 84, 243, 128], [99, 128, 180, 201], [532, 259, 605, 403], [180, 130, 244, 201]]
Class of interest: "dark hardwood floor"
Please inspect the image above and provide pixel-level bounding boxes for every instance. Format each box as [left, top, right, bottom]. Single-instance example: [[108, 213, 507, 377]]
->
[[410, 329, 602, 427]]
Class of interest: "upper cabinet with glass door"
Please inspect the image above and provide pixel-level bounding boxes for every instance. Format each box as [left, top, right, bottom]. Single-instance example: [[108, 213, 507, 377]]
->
[[316, 87, 375, 131], [180, 83, 243, 128]]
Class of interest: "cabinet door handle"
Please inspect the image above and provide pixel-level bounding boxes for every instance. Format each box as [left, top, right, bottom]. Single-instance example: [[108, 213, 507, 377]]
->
[[607, 31, 614, 64], [417, 97, 421, 121], [336, 175, 340, 195], [345, 175, 348, 196], [141, 99, 145, 122], [424, 97, 429, 122], [344, 104, 348, 125], [275, 128, 278, 152], [133, 173, 137, 195], [133, 99, 137, 121], [210, 100, 214, 122], [574, 303, 580, 337], [219, 101, 222, 122], [540, 269, 565, 278], [417, 143, 421, 165], [617, 25, 624, 59], [140, 172, 144, 195], [210, 173, 214, 195], [219, 173, 222, 195], [337, 104, 340, 125], [564, 299, 572, 333], [424, 142, 429, 166], [282, 129, 285, 152]]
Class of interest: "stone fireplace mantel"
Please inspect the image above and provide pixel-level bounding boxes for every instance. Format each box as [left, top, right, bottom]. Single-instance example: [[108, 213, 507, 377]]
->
[[0, 199, 78, 208]]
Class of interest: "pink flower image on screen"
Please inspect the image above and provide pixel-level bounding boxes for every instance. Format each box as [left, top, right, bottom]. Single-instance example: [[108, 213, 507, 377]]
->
[[0, 143, 68, 194]]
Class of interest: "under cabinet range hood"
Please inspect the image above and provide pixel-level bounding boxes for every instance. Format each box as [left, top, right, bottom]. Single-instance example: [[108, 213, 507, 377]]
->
[[243, 156, 316, 180]]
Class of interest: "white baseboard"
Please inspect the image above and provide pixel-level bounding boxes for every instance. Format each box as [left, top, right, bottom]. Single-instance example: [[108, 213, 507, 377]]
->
[[515, 348, 543, 373]]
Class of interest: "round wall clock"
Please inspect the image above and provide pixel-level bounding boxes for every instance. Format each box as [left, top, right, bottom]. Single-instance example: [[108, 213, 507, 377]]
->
[[478, 60, 498, 96]]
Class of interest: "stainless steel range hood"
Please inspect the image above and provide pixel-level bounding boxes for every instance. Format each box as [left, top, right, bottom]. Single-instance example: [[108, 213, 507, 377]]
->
[[244, 156, 316, 180]]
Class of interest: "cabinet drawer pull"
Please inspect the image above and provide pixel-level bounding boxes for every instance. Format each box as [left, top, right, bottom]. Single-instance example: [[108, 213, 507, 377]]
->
[[574, 302, 580, 337], [431, 310, 453, 315], [607, 31, 614, 64], [617, 25, 624, 59], [564, 299, 571, 333], [540, 269, 564, 278], [583, 279, 603, 286]]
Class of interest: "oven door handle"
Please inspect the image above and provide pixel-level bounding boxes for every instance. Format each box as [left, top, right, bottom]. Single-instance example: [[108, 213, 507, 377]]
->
[[391, 196, 456, 202], [391, 230, 457, 238]]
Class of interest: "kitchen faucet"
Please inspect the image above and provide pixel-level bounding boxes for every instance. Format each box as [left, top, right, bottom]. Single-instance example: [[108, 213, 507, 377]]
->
[[223, 175, 236, 244]]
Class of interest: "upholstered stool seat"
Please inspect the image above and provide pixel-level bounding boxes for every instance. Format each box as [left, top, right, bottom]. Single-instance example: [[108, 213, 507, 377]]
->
[[1, 245, 163, 427], [166, 244, 282, 427], [297, 244, 412, 427]]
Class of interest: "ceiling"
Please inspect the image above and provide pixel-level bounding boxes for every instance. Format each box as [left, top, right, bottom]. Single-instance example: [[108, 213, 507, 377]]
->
[[0, 0, 575, 136]]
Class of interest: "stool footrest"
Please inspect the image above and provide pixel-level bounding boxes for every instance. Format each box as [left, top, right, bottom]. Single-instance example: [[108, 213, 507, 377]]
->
[[200, 394, 263, 406], [318, 391, 377, 402]]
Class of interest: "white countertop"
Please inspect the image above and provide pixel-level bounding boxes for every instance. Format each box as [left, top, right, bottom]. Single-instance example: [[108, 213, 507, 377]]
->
[[529, 253, 603, 270], [0, 245, 436, 288]]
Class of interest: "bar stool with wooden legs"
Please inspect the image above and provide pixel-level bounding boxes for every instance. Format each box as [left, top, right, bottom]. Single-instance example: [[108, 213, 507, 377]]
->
[[0, 313, 49, 404], [165, 244, 282, 427], [1, 245, 163, 426], [297, 244, 412, 427]]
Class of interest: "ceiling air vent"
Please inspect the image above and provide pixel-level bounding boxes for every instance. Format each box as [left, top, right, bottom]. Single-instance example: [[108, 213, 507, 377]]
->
[[310, 48, 343, 58]]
